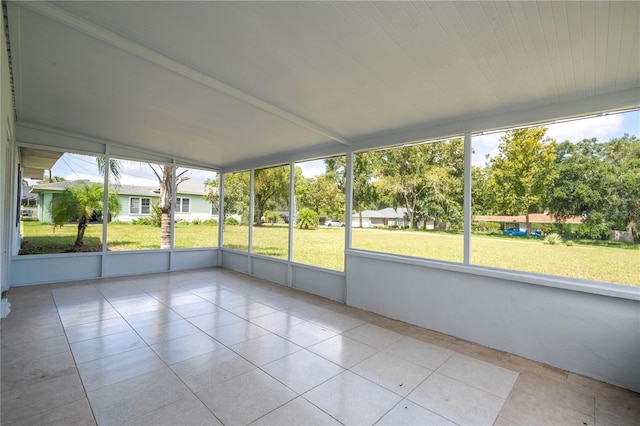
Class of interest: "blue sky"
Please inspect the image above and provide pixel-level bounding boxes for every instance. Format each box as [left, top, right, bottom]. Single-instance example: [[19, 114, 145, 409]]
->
[[44, 109, 639, 183], [472, 109, 639, 166]]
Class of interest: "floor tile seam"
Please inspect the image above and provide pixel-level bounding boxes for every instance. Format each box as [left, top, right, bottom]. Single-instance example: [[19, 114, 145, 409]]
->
[[434, 352, 521, 397], [2, 341, 91, 424], [433, 367, 517, 401], [379, 342, 455, 371], [304, 334, 382, 369], [0, 326, 67, 347], [72, 337, 154, 368], [167, 353, 260, 394], [417, 370, 512, 406], [0, 341, 71, 365], [346, 359, 436, 398], [33, 302, 90, 409], [445, 337, 512, 361], [403, 388, 496, 426], [1, 392, 92, 426], [372, 397, 460, 426], [296, 393, 348, 425], [249, 394, 344, 426], [225, 335, 305, 367], [500, 386, 596, 421], [135, 325, 204, 346], [257, 355, 345, 397]]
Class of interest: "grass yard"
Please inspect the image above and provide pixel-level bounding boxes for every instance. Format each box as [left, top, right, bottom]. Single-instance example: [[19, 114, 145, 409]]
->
[[20, 221, 219, 252], [20, 221, 639, 286]]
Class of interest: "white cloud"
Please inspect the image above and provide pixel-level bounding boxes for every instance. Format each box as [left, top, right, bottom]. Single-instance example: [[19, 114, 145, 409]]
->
[[546, 114, 624, 143], [471, 110, 638, 167], [297, 159, 326, 177]]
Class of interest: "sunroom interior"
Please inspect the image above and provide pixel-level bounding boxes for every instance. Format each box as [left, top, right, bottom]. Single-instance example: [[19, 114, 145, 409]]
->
[[1, 1, 638, 425]]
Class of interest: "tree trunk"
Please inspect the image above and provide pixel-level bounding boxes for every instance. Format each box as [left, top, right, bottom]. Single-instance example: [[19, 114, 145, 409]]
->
[[160, 209, 171, 249], [525, 213, 530, 236], [72, 216, 88, 251]]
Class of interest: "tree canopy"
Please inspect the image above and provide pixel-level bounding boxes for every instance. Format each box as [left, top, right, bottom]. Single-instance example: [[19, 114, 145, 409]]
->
[[50, 182, 121, 251]]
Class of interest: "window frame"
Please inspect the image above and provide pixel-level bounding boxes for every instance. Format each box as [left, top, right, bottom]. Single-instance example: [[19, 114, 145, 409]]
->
[[175, 197, 190, 214], [129, 197, 152, 215]]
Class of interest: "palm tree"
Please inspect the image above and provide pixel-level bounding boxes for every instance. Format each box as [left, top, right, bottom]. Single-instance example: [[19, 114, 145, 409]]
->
[[50, 182, 121, 251], [149, 165, 189, 249], [96, 158, 122, 183]]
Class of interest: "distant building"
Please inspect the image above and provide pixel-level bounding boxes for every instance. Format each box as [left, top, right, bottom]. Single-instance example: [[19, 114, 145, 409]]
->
[[473, 213, 583, 229], [29, 180, 218, 223], [352, 207, 408, 228]]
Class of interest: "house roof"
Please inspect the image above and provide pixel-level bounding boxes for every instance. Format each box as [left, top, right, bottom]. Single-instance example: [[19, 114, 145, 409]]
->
[[30, 180, 209, 197], [8, 2, 638, 172], [353, 208, 407, 220], [474, 213, 583, 225]]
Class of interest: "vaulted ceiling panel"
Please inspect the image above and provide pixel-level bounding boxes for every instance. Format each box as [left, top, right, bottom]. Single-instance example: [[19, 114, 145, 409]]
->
[[7, 1, 639, 169]]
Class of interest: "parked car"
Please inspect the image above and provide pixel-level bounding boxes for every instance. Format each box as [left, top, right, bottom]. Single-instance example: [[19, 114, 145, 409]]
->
[[325, 219, 344, 227], [503, 228, 541, 237]]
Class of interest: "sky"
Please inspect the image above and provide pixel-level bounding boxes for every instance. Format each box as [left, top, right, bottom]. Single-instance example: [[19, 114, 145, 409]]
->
[[472, 109, 639, 166], [41, 109, 639, 184]]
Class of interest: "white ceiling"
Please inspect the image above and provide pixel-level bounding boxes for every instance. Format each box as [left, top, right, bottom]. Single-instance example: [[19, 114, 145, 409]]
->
[[7, 1, 640, 170]]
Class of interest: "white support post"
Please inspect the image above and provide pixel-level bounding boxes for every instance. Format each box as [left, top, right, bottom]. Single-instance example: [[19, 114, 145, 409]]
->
[[287, 162, 295, 287], [217, 172, 224, 265], [101, 148, 110, 277], [463, 131, 472, 265], [344, 150, 354, 300], [248, 169, 254, 274]]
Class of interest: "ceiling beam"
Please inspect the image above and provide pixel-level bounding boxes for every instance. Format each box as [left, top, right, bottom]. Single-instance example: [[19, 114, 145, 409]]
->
[[18, 2, 351, 146]]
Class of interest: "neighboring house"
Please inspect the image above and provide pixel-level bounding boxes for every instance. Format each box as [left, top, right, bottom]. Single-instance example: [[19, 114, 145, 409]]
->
[[473, 213, 583, 230], [352, 207, 408, 228], [29, 180, 218, 223]]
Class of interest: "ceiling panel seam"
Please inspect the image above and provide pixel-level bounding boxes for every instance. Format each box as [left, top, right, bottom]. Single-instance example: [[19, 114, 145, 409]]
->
[[17, 1, 352, 147]]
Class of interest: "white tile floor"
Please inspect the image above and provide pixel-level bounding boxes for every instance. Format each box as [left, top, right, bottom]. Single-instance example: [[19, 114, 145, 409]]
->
[[1, 267, 638, 425]]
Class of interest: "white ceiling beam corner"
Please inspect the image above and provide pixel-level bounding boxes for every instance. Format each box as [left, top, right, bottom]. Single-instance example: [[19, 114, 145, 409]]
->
[[18, 1, 351, 147]]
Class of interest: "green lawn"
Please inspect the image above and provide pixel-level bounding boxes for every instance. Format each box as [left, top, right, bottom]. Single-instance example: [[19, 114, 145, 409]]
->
[[20, 221, 639, 286]]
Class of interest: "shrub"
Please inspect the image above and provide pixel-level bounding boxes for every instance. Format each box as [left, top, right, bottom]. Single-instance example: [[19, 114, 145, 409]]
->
[[264, 211, 280, 224], [191, 218, 201, 225], [202, 218, 218, 225], [297, 208, 318, 229], [131, 217, 154, 226], [543, 233, 563, 245], [565, 240, 573, 247], [225, 217, 239, 226]]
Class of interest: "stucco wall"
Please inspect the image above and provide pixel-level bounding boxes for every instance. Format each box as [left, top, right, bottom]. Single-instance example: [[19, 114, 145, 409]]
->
[[346, 251, 640, 392]]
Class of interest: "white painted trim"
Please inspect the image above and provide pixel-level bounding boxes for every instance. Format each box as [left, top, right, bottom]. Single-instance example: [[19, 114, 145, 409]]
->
[[346, 249, 640, 301], [17, 2, 351, 147], [353, 89, 639, 152], [16, 122, 218, 169]]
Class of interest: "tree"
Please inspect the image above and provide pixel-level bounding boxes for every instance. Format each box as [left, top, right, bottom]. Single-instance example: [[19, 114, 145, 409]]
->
[[487, 127, 557, 235], [219, 172, 250, 223], [298, 175, 345, 220], [50, 182, 121, 251], [471, 165, 496, 215], [545, 134, 640, 242], [376, 139, 464, 230], [324, 154, 380, 227], [96, 158, 122, 183], [149, 165, 189, 249], [253, 166, 290, 226], [608, 135, 640, 242], [546, 139, 605, 219], [39, 176, 66, 183]]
